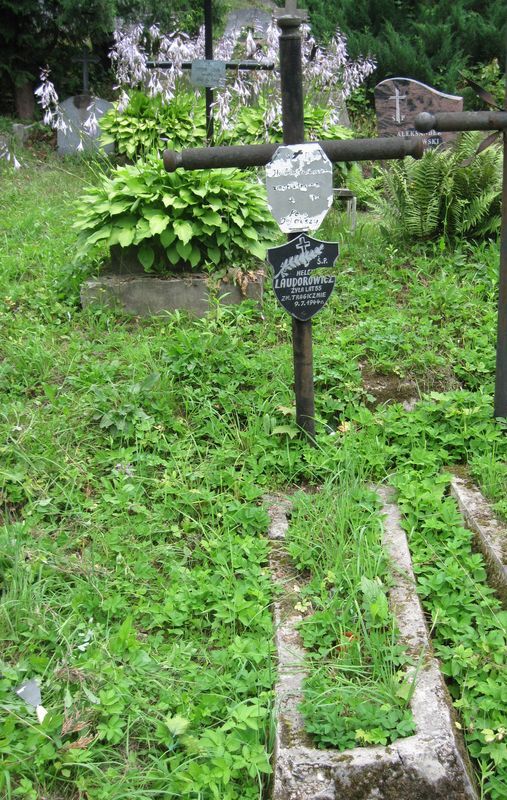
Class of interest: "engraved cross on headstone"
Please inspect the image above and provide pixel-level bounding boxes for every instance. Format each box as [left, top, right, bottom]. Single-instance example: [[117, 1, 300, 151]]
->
[[296, 238, 312, 260], [389, 86, 407, 123]]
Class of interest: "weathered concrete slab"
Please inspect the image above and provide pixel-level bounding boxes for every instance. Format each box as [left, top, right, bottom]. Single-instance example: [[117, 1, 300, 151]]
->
[[265, 488, 478, 800], [81, 270, 264, 317], [449, 472, 507, 607]]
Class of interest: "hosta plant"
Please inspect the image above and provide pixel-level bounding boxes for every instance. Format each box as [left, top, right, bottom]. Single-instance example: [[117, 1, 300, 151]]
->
[[100, 91, 207, 159], [375, 132, 502, 242], [74, 156, 276, 273]]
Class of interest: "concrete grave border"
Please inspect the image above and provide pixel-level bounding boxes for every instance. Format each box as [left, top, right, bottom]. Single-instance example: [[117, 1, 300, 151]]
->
[[264, 487, 478, 800], [81, 268, 265, 318], [449, 471, 507, 607]]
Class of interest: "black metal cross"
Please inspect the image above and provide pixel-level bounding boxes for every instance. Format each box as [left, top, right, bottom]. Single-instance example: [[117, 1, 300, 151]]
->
[[147, 0, 274, 144], [163, 0, 423, 441], [72, 47, 99, 95], [415, 56, 507, 419]]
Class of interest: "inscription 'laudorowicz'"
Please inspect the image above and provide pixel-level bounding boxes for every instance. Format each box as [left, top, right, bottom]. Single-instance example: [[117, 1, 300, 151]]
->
[[267, 233, 339, 321]]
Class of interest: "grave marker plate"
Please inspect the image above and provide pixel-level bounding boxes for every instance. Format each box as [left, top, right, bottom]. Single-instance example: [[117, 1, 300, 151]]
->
[[190, 59, 227, 88], [268, 233, 338, 321], [374, 78, 463, 148], [57, 95, 114, 155], [265, 143, 333, 232]]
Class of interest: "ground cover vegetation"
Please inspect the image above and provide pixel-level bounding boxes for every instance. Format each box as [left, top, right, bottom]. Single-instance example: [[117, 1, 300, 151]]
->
[[1, 137, 506, 799]]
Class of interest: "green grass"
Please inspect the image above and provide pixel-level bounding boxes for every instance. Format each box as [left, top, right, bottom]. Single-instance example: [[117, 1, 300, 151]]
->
[[0, 154, 506, 799], [287, 472, 415, 749]]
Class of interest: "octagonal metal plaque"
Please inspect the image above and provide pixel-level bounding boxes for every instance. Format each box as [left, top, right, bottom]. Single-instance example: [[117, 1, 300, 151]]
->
[[265, 143, 333, 233]]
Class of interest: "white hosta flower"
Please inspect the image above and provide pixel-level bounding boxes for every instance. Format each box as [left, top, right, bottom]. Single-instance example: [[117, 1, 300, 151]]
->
[[83, 112, 98, 136], [245, 30, 257, 59]]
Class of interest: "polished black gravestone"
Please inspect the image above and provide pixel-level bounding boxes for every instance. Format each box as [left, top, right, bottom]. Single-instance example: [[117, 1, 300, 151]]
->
[[267, 233, 338, 321]]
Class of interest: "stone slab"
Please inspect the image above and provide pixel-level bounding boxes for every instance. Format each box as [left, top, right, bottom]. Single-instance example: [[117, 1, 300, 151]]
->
[[375, 78, 463, 149], [449, 472, 507, 607], [264, 487, 478, 800], [57, 95, 114, 155], [81, 270, 264, 317]]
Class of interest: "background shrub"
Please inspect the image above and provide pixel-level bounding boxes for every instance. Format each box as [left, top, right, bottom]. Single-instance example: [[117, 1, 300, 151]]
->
[[301, 0, 507, 94]]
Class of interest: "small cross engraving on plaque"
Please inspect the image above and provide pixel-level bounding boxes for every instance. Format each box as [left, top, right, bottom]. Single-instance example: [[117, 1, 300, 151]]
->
[[295, 237, 312, 257]]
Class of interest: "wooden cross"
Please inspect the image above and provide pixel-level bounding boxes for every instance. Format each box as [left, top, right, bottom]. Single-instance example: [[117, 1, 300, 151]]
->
[[415, 69, 507, 419], [162, 4, 424, 441]]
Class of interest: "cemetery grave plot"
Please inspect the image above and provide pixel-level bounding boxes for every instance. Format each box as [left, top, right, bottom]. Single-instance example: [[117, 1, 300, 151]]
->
[[1, 3, 507, 800], [2, 159, 507, 799]]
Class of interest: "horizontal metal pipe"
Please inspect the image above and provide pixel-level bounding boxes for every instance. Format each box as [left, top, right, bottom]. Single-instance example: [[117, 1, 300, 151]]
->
[[163, 136, 424, 172], [416, 110, 507, 132], [147, 60, 274, 71]]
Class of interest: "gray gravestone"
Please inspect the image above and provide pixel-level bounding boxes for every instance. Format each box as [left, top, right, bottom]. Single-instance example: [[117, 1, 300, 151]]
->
[[375, 78, 463, 148], [57, 95, 114, 155]]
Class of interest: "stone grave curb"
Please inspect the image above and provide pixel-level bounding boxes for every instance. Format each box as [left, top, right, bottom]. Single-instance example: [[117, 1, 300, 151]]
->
[[264, 487, 478, 800], [80, 271, 264, 318], [449, 471, 507, 607]]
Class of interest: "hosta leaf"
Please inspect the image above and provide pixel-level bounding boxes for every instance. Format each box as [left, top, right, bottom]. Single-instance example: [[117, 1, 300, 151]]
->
[[207, 246, 221, 264], [200, 210, 222, 226], [85, 226, 112, 245], [160, 228, 176, 247], [249, 241, 266, 260], [176, 239, 193, 260], [148, 214, 169, 235], [138, 245, 155, 270], [174, 220, 194, 246], [116, 227, 136, 247]]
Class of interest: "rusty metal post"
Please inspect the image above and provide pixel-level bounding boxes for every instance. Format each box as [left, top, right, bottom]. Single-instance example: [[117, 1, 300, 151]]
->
[[494, 42, 507, 418], [276, 3, 315, 441], [204, 0, 214, 145]]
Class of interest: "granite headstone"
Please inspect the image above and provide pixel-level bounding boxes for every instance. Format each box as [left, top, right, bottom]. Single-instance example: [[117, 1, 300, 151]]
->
[[375, 78, 463, 148], [57, 95, 114, 155]]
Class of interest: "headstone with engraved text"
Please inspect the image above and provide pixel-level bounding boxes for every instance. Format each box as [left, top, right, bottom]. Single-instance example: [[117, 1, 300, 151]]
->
[[374, 78, 463, 148], [57, 95, 114, 155]]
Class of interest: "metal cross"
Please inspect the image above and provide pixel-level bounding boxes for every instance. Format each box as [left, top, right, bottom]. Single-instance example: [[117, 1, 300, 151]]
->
[[147, 0, 273, 145], [162, 4, 424, 441], [389, 86, 407, 124], [72, 48, 99, 95], [415, 55, 507, 419], [274, 0, 308, 22]]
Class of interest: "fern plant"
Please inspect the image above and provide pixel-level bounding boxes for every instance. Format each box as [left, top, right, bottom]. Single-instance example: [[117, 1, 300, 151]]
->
[[376, 133, 502, 243]]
